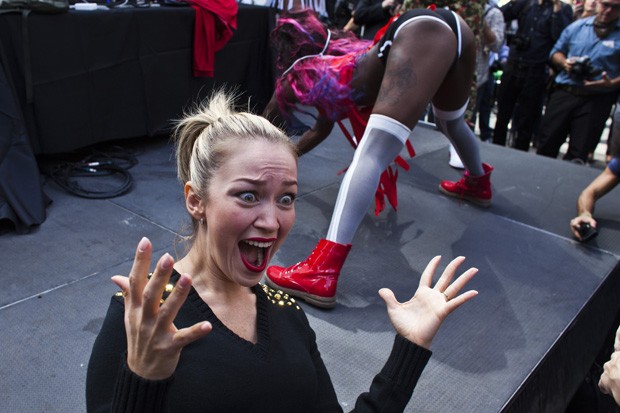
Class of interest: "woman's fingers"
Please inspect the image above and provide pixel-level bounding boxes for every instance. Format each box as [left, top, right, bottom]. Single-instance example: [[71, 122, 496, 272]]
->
[[174, 321, 213, 349], [156, 273, 194, 330], [142, 253, 175, 319], [378, 288, 397, 309], [111, 275, 130, 293], [443, 267, 478, 301], [434, 256, 466, 292], [614, 325, 620, 352], [446, 289, 479, 312], [128, 237, 153, 307], [419, 255, 442, 288]]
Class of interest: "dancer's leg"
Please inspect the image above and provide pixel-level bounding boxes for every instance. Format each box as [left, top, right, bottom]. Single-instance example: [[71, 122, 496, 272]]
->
[[327, 114, 410, 244], [265, 114, 410, 308], [433, 103, 484, 176]]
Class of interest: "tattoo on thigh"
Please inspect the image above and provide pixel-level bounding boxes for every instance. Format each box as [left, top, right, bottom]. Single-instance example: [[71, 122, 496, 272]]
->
[[378, 62, 417, 107]]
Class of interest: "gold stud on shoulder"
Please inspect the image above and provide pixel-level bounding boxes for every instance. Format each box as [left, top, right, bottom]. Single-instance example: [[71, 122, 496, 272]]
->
[[259, 283, 300, 310]]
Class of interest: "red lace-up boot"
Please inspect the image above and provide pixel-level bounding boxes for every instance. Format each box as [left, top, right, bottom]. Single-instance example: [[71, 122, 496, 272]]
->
[[265, 239, 351, 309], [438, 163, 494, 207]]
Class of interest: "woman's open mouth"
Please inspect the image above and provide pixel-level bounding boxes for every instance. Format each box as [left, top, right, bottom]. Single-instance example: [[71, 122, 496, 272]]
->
[[239, 239, 274, 273]]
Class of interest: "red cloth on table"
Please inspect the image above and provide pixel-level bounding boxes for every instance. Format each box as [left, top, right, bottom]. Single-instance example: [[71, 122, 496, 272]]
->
[[189, 0, 238, 77]]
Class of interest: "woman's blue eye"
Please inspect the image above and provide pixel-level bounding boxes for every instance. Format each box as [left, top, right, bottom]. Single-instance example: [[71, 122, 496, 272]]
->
[[280, 194, 296, 206], [239, 192, 257, 202]]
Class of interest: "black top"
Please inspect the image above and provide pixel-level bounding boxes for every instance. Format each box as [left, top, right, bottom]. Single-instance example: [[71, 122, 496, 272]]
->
[[502, 0, 573, 65], [86, 270, 432, 412], [354, 0, 392, 40]]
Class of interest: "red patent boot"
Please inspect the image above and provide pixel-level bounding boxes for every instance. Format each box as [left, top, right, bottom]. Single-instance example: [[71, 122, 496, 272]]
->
[[439, 163, 493, 207], [265, 239, 351, 309]]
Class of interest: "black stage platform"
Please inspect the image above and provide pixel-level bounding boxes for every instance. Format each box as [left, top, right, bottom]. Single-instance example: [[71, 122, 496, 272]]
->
[[2, 122, 620, 412]]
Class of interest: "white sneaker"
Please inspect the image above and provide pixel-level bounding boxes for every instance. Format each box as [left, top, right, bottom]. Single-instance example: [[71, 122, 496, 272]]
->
[[448, 144, 464, 169]]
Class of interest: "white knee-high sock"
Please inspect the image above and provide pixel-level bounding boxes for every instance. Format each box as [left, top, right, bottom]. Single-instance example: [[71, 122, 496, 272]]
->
[[326, 114, 410, 244], [433, 104, 484, 176]]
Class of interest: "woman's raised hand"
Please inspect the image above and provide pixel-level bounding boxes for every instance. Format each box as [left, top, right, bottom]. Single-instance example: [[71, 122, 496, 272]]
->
[[111, 237, 212, 380], [379, 256, 478, 349]]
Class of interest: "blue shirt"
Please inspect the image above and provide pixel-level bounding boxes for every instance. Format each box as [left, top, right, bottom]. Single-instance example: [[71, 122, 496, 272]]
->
[[609, 157, 620, 177], [552, 16, 620, 86]]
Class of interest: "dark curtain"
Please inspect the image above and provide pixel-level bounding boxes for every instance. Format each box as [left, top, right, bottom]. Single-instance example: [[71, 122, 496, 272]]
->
[[0, 44, 50, 234]]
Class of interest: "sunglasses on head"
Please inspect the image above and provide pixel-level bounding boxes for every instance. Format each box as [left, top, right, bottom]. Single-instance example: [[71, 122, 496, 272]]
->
[[600, 2, 620, 10]]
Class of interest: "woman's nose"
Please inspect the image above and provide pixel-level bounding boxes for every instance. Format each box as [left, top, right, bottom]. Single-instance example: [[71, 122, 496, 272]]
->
[[254, 204, 280, 232]]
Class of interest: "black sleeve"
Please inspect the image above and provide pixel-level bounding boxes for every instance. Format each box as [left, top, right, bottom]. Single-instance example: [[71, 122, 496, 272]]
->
[[295, 309, 343, 412], [86, 297, 128, 413], [352, 335, 432, 412], [501, 0, 525, 22], [111, 358, 173, 413], [353, 0, 389, 25], [85, 296, 174, 413]]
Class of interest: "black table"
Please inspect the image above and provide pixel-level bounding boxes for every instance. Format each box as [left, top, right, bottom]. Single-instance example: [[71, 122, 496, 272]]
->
[[0, 4, 276, 154], [0, 4, 276, 232]]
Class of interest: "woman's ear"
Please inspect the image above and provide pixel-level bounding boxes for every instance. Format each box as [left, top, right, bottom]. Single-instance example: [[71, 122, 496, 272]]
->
[[185, 182, 205, 222]]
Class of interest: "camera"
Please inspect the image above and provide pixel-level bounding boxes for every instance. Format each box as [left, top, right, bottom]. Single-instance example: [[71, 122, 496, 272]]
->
[[507, 33, 530, 51], [578, 222, 598, 242], [569, 56, 602, 81]]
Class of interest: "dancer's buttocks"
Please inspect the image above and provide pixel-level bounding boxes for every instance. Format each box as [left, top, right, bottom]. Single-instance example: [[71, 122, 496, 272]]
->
[[376, 8, 462, 65]]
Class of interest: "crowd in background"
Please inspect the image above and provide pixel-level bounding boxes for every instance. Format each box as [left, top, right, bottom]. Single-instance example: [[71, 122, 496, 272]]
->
[[321, 0, 620, 165]]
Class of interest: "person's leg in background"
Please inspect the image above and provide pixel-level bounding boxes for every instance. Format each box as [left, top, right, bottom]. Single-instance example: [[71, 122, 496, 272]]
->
[[570, 93, 618, 163], [493, 61, 520, 147], [511, 64, 547, 151], [477, 76, 495, 142], [562, 95, 597, 162], [536, 88, 579, 159], [608, 100, 620, 160]]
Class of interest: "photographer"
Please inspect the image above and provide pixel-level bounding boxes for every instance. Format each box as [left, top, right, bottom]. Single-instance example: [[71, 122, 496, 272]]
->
[[536, 0, 620, 163], [570, 158, 619, 241], [492, 0, 573, 151]]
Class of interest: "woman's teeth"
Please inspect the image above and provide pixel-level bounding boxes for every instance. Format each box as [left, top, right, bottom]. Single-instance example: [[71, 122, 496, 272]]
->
[[244, 240, 274, 248], [242, 240, 274, 266]]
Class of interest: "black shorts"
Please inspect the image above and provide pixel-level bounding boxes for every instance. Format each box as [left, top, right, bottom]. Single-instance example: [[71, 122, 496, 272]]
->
[[376, 8, 461, 65]]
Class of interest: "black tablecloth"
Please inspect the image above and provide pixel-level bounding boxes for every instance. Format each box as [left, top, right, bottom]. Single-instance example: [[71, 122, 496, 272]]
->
[[0, 4, 276, 232], [0, 54, 50, 233], [0, 4, 276, 154]]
